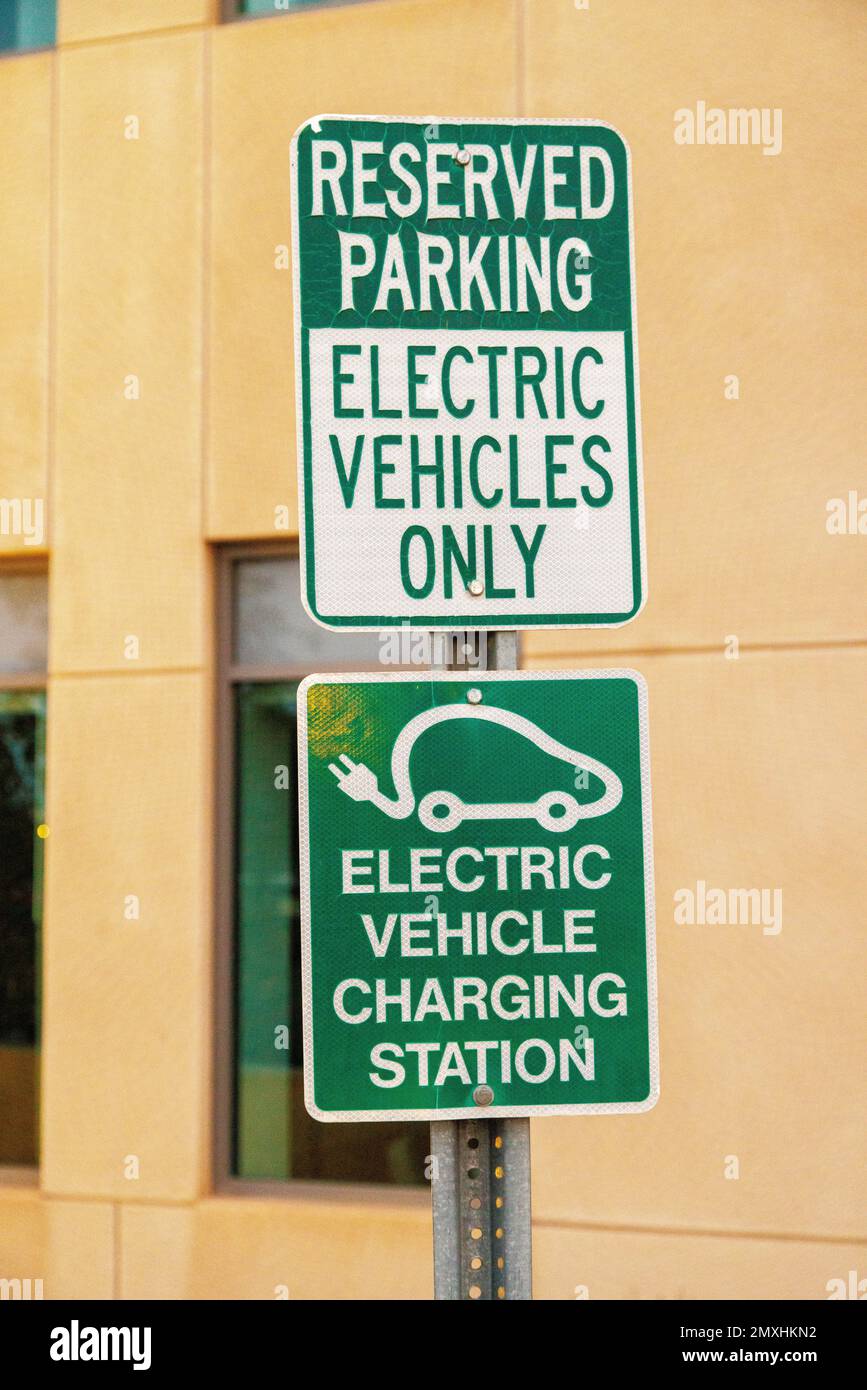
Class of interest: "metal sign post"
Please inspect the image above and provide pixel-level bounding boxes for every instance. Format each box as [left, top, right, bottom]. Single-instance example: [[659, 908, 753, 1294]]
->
[[430, 629, 532, 1301], [431, 1113, 531, 1301]]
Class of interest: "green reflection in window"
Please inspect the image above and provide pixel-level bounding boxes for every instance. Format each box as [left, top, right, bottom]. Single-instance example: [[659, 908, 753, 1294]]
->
[[233, 680, 428, 1184], [0, 690, 45, 1165], [240, 0, 318, 14]]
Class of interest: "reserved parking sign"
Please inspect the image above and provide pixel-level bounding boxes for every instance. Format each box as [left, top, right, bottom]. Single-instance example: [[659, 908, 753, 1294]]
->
[[291, 116, 646, 630]]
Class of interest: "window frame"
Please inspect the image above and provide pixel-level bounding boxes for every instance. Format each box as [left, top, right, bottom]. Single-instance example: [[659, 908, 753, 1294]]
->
[[0, 557, 47, 1180], [212, 541, 427, 1203]]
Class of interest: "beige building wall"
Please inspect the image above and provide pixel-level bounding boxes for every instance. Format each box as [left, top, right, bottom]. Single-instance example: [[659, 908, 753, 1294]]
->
[[0, 0, 864, 1299]]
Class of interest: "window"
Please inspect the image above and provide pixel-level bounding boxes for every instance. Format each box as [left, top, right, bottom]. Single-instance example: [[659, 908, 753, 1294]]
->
[[225, 0, 360, 20], [219, 548, 429, 1185], [0, 569, 47, 1167], [0, 0, 56, 53], [240, 1, 307, 12]]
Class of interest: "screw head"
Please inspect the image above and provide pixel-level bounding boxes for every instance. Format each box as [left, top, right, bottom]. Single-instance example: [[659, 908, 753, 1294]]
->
[[467, 688, 482, 705], [455, 148, 471, 166], [467, 578, 484, 596], [474, 1084, 494, 1107]]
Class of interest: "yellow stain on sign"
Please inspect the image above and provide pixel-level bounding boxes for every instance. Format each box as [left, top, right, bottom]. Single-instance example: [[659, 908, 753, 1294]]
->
[[306, 684, 375, 762]]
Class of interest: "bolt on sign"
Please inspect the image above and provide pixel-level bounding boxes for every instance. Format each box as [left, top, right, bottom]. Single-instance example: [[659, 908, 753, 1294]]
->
[[290, 116, 646, 631], [298, 670, 658, 1121]]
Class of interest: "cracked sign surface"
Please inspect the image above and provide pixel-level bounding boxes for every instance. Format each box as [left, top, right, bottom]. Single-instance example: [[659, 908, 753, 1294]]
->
[[291, 116, 645, 630], [298, 670, 658, 1121]]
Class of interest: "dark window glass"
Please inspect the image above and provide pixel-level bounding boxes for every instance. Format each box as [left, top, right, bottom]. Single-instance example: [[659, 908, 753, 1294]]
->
[[0, 690, 45, 1165], [233, 554, 379, 669], [0, 0, 56, 53], [234, 681, 297, 1178], [230, 555, 428, 1183]]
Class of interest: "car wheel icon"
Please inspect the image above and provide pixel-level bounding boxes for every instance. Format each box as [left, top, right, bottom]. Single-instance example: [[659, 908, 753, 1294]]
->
[[418, 790, 464, 833], [534, 790, 581, 832]]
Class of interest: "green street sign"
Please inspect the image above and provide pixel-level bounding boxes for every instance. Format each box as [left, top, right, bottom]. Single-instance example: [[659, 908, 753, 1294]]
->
[[298, 670, 658, 1121], [290, 115, 645, 631]]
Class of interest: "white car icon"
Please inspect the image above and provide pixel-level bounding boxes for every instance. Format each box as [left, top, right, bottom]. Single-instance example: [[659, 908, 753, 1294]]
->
[[329, 702, 622, 833]]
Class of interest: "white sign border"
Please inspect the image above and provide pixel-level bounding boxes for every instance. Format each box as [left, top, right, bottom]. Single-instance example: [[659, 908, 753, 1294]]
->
[[290, 114, 647, 632], [297, 667, 659, 1123]]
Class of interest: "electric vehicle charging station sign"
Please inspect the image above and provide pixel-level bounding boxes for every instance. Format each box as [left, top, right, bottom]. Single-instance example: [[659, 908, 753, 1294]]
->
[[298, 669, 658, 1121], [290, 115, 646, 631]]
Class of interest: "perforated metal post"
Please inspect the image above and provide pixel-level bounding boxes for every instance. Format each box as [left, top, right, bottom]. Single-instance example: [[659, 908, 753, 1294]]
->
[[430, 629, 532, 1300]]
